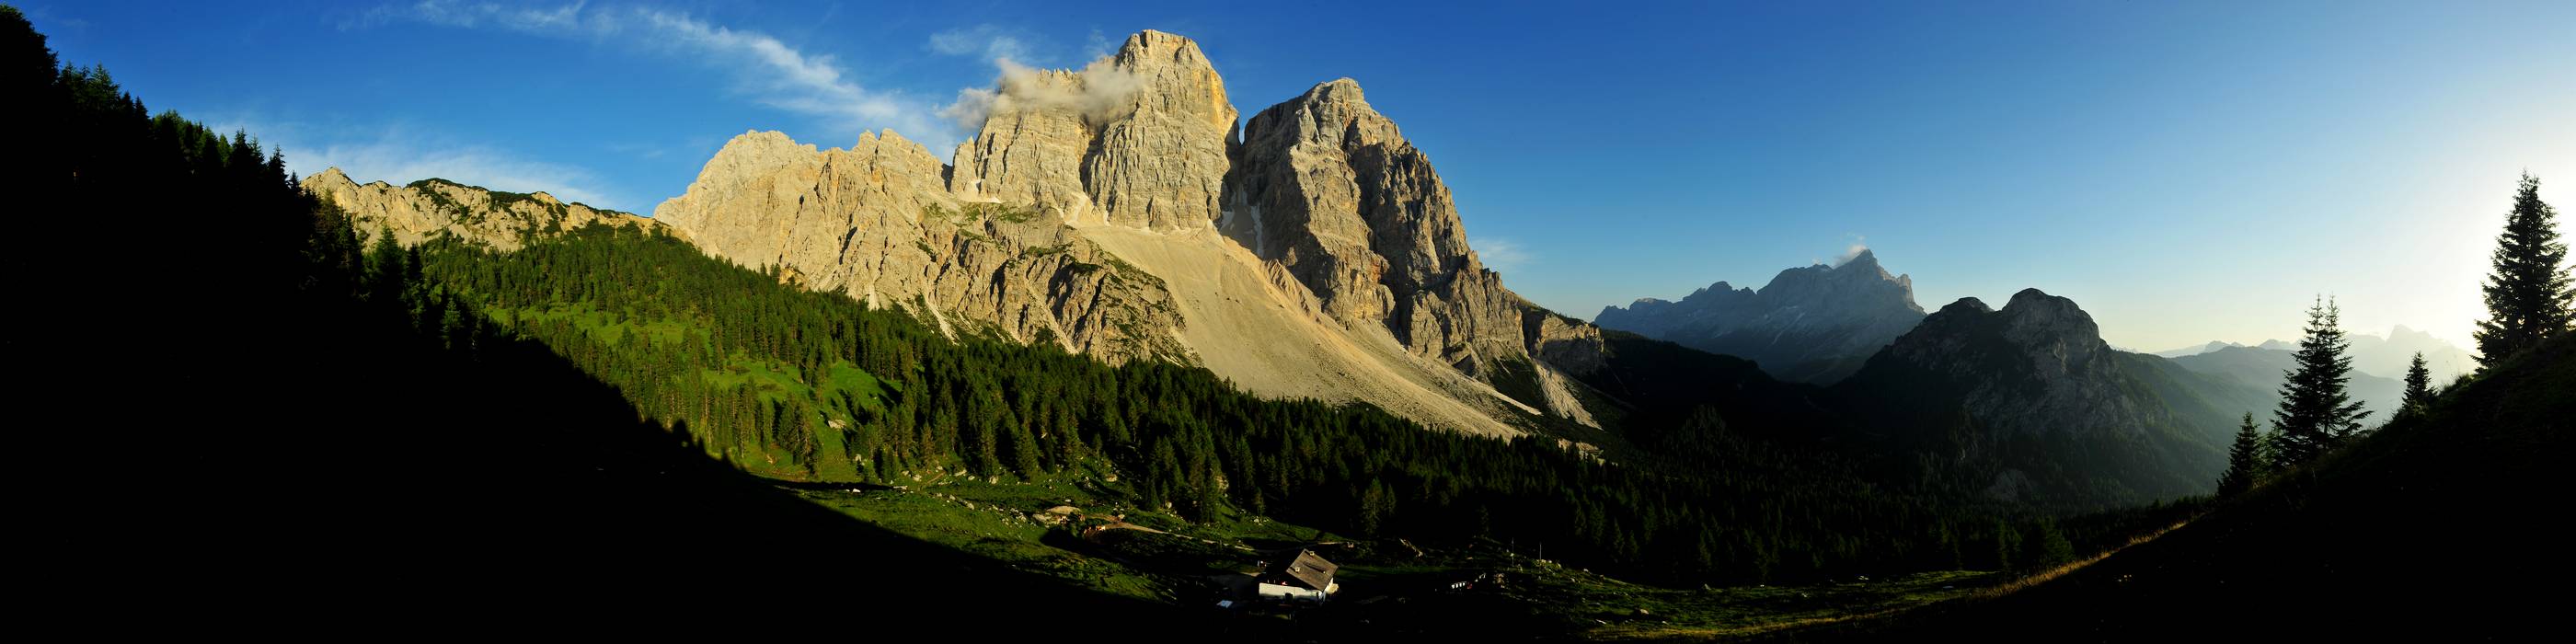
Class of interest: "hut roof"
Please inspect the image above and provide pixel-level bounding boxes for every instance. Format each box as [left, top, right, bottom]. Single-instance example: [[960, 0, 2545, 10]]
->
[[1264, 549, 1339, 591]]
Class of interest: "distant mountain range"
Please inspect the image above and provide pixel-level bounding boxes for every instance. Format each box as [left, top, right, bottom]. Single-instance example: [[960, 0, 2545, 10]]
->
[[1594, 249, 1925, 383], [2169, 346, 2407, 421], [2149, 340, 2247, 358], [2148, 325, 2476, 383]]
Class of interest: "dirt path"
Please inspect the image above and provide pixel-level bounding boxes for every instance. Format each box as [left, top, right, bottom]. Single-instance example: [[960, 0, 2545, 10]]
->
[[1607, 514, 2204, 640]]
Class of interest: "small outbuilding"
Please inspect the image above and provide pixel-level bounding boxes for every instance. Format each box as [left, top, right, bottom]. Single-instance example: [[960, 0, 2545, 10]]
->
[[1255, 549, 1341, 604]]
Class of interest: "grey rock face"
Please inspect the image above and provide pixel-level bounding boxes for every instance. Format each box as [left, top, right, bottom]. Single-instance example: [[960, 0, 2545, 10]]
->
[[1595, 249, 1925, 383], [1229, 78, 1604, 408], [302, 167, 664, 250], [657, 130, 1192, 364]]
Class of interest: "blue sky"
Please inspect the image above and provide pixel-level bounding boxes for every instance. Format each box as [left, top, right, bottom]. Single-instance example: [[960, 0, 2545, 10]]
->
[[21, 0, 2571, 351]]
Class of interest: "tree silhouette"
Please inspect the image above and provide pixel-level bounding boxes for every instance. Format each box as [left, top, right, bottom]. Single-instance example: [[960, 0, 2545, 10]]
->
[[2271, 296, 2370, 468], [2474, 172, 2570, 366], [2217, 413, 2263, 497], [2400, 352, 2434, 417]]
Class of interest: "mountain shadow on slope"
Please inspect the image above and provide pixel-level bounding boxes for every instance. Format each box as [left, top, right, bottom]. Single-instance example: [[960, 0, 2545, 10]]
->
[[1827, 290, 2274, 511], [1811, 332, 2572, 640]]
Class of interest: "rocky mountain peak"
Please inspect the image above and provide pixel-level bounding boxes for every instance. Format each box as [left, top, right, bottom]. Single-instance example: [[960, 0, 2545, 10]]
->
[[1236, 76, 1472, 286], [649, 30, 1604, 433], [1840, 247, 1880, 270], [1110, 30, 1230, 127], [1939, 296, 1994, 316], [1888, 288, 2116, 387], [1758, 252, 1921, 313], [1996, 288, 2110, 371], [947, 29, 1236, 231], [1597, 252, 1928, 383]]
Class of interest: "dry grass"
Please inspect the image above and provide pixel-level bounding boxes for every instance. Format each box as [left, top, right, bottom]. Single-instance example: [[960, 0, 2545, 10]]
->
[[1595, 604, 1926, 640], [1974, 517, 2195, 598]]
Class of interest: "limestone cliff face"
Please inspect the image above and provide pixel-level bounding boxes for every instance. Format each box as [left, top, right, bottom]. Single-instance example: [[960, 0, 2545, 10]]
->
[[1230, 78, 1604, 395], [656, 130, 1192, 364], [660, 30, 1602, 433], [948, 30, 1236, 230], [301, 167, 661, 250]]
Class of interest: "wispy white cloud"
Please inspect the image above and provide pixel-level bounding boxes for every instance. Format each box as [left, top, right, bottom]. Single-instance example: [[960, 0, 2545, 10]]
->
[[634, 8, 942, 144], [1476, 237, 1535, 274], [16, 4, 92, 29], [927, 24, 1030, 62], [1833, 235, 1869, 265], [1082, 29, 1114, 62], [927, 24, 1140, 132], [343, 0, 593, 30], [353, 2, 949, 150]]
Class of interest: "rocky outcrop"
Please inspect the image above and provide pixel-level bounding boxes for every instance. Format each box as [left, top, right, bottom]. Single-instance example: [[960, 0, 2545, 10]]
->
[[659, 30, 1603, 433], [1595, 249, 1925, 383], [948, 30, 1235, 230], [1228, 79, 1604, 411], [1835, 288, 2273, 503], [657, 130, 1192, 364], [302, 167, 661, 250], [1870, 288, 2145, 436]]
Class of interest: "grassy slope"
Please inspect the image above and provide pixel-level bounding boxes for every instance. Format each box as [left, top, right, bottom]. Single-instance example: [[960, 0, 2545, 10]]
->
[[1810, 334, 2573, 639]]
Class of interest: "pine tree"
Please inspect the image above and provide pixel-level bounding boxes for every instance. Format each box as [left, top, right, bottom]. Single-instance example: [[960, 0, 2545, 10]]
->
[[2400, 351, 2434, 416], [2271, 296, 2372, 467], [2474, 172, 2571, 366], [2217, 413, 2263, 497]]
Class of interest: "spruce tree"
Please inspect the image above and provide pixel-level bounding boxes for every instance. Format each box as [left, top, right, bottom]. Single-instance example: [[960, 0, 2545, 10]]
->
[[2474, 172, 2570, 366], [2400, 351, 2434, 416], [2218, 412, 2263, 497], [2271, 296, 2371, 467]]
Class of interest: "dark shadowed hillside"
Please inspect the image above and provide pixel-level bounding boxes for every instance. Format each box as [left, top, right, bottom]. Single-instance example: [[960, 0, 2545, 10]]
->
[[1829, 290, 2277, 510], [1813, 333, 2571, 639]]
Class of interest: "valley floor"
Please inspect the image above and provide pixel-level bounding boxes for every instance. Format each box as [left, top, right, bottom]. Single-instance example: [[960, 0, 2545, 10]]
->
[[773, 475, 2014, 640]]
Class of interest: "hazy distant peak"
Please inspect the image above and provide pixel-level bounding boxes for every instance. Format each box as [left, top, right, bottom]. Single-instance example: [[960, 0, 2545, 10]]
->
[[1597, 250, 1929, 383]]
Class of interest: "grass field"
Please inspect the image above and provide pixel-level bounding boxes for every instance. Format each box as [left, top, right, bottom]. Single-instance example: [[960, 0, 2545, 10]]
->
[[779, 474, 2006, 640]]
